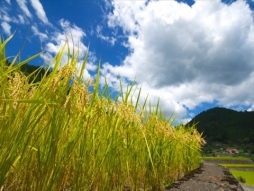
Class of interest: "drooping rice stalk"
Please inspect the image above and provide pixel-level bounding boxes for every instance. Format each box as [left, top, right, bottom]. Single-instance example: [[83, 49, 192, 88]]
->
[[0, 35, 204, 191]]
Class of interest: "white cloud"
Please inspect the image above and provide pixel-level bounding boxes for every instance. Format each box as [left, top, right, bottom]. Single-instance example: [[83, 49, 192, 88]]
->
[[31, 25, 48, 41], [45, 19, 86, 53], [96, 25, 116, 45], [5, 0, 11, 4], [59, 19, 86, 45], [16, 0, 32, 18], [2, 13, 20, 24], [103, 0, 254, 116], [2, 0, 48, 25], [1, 21, 11, 36], [18, 15, 25, 24], [1, 0, 96, 80], [0, 6, 11, 23], [29, 0, 49, 24], [247, 104, 254, 111], [2, 15, 11, 22], [0, 3, 26, 24], [42, 19, 96, 78]]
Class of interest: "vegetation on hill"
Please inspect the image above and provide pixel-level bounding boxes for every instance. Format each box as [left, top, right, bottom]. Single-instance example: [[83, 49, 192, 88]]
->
[[187, 107, 254, 144], [5, 59, 48, 83]]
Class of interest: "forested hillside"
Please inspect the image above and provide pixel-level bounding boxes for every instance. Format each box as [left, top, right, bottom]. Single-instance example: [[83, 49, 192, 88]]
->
[[187, 107, 254, 144]]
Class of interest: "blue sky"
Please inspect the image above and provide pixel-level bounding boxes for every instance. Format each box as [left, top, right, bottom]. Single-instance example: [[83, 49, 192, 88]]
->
[[1, 0, 254, 122]]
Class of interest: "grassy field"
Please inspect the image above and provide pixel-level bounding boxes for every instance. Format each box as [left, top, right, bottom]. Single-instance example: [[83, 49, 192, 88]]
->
[[220, 164, 254, 168], [0, 35, 205, 191], [230, 170, 254, 186]]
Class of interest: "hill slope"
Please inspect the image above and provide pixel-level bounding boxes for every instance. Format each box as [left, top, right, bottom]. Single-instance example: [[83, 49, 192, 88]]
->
[[187, 107, 254, 144], [6, 59, 49, 82]]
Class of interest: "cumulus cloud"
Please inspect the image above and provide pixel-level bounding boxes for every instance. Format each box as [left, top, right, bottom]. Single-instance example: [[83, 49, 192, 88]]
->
[[1, 21, 11, 36], [29, 0, 49, 24], [1, 0, 96, 80], [103, 0, 254, 117], [5, 0, 11, 4], [42, 19, 97, 78], [42, 19, 86, 63]]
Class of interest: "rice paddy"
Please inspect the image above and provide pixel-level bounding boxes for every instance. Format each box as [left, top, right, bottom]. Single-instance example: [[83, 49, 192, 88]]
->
[[219, 164, 254, 168], [0, 34, 205, 190], [230, 170, 254, 186], [203, 156, 254, 187]]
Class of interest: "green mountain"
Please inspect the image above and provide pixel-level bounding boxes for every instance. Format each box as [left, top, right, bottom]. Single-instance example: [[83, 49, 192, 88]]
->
[[187, 107, 254, 144]]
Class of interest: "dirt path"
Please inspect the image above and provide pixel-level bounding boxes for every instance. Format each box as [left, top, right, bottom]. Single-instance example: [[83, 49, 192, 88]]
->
[[240, 184, 254, 191], [165, 161, 244, 191]]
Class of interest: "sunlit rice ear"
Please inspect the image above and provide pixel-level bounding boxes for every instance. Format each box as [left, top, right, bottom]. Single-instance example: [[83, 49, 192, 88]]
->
[[0, 33, 204, 191]]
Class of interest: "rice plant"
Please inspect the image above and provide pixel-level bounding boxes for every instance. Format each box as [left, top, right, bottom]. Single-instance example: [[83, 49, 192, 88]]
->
[[0, 35, 205, 191]]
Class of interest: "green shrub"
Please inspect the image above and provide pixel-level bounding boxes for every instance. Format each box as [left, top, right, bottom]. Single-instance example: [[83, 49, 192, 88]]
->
[[237, 176, 246, 183], [250, 155, 254, 162]]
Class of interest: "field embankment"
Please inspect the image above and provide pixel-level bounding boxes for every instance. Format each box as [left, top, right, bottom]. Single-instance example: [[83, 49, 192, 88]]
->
[[166, 161, 244, 191]]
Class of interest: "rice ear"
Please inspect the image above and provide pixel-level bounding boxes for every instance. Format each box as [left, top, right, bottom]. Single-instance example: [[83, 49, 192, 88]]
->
[[0, 34, 204, 190]]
